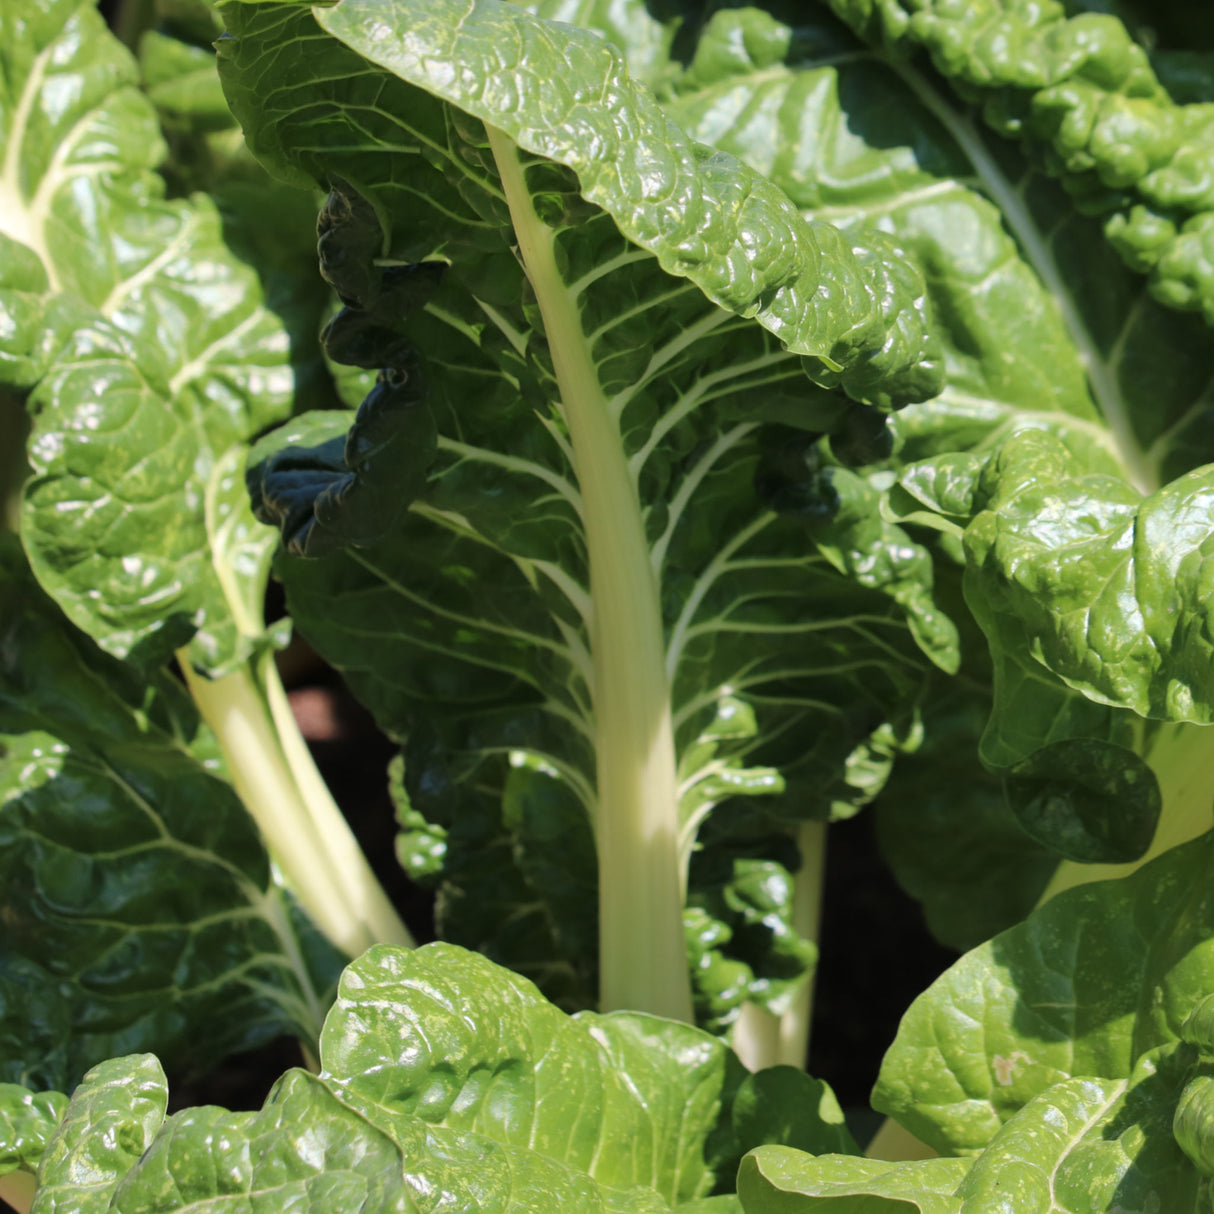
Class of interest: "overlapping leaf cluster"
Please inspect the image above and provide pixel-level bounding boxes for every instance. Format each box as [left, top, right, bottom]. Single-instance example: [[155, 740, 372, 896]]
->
[[224, 0, 954, 1025], [4, 0, 1214, 1211]]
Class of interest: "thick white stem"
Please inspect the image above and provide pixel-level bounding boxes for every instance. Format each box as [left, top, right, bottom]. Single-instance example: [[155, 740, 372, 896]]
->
[[179, 652, 414, 957], [487, 126, 691, 1022], [777, 820, 827, 1065]]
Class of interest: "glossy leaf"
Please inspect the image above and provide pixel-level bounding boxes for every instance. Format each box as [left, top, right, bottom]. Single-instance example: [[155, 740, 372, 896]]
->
[[0, 1085, 66, 1181], [32, 1055, 167, 1214], [822, 0, 1214, 326], [30, 944, 840, 1213], [0, 0, 317, 674], [226, 0, 948, 1015], [953, 1049, 1199, 1214], [874, 828, 1214, 1155], [738, 1145, 969, 1213], [965, 428, 1214, 724], [644, 0, 1214, 867], [0, 538, 340, 1092]]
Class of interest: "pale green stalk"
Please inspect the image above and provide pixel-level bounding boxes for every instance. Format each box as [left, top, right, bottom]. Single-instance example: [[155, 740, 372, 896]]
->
[[870, 720, 1214, 1161], [1039, 721, 1214, 903], [178, 651, 414, 957], [487, 125, 692, 1023], [0, 1170, 35, 1214], [731, 821, 827, 1071]]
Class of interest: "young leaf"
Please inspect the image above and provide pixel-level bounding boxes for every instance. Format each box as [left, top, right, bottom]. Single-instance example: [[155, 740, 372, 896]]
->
[[737, 1145, 970, 1214], [873, 828, 1214, 1155], [31, 944, 843, 1213]]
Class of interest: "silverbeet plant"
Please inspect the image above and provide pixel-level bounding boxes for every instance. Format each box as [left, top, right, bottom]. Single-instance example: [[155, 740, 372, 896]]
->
[[4, 0, 1214, 1210]]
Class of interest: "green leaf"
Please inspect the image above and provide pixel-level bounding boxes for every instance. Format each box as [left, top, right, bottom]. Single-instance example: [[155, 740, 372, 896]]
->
[[0, 1084, 66, 1180], [873, 828, 1214, 1155], [821, 0, 1214, 327], [1003, 737, 1160, 863], [661, 4, 1214, 492], [32, 1055, 167, 1214], [738, 1145, 970, 1213], [730, 1068, 859, 1160], [874, 682, 1058, 951], [31, 944, 830, 1213], [226, 0, 948, 1017], [0, 0, 318, 674], [139, 31, 233, 134], [965, 428, 1214, 724], [221, 0, 944, 407], [685, 841, 818, 1033], [954, 1050, 1200, 1214], [0, 537, 341, 1091]]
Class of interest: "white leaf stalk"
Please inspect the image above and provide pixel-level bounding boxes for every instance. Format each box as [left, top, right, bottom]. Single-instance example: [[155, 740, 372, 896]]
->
[[178, 648, 414, 957], [1038, 721, 1214, 903], [488, 125, 692, 1023], [731, 820, 828, 1072]]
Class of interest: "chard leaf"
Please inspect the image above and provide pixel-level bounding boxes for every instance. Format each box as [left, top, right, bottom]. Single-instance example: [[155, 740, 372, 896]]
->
[[32, 945, 840, 1212], [686, 836, 818, 1032], [139, 30, 232, 136], [654, 3, 1214, 873], [737, 1145, 970, 1213], [0, 538, 341, 1092], [0, 1084, 66, 1180], [222, 0, 944, 404], [223, 0, 950, 1018], [965, 428, 1214, 724], [952, 1050, 1200, 1214], [32, 1055, 167, 1214], [730, 1067, 859, 1160], [873, 827, 1214, 1155], [1, 0, 320, 674], [821, 0, 1214, 328], [874, 683, 1058, 951]]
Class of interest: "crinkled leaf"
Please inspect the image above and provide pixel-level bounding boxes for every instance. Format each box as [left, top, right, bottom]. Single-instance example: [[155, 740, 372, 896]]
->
[[0, 0, 320, 674], [646, 1, 1214, 861], [0, 538, 341, 1092], [226, 0, 946, 1014], [822, 0, 1214, 327], [738, 1145, 970, 1213], [31, 945, 831, 1213], [686, 836, 817, 1033], [873, 826, 1214, 1155], [222, 0, 944, 405], [954, 1050, 1199, 1214], [0, 1084, 66, 1179], [964, 429, 1214, 724], [32, 1055, 167, 1214]]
